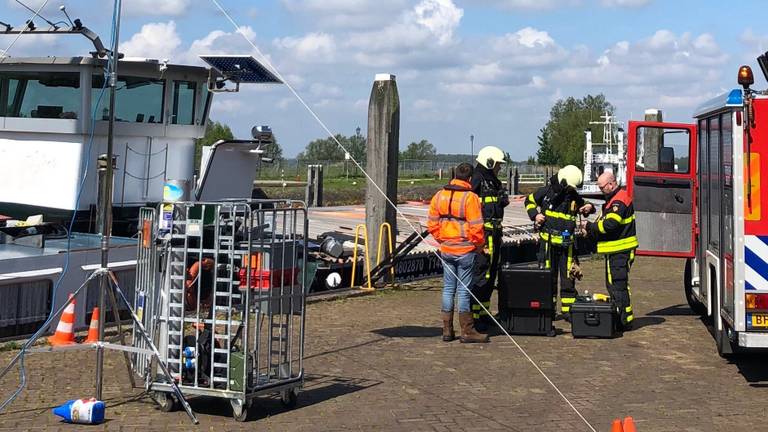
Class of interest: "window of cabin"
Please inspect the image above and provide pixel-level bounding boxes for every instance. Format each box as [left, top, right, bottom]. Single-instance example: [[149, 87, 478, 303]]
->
[[0, 72, 81, 119], [92, 75, 164, 123]]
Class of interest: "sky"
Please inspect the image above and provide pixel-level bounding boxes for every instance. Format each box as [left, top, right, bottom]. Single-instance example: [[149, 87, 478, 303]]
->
[[2, 0, 768, 159]]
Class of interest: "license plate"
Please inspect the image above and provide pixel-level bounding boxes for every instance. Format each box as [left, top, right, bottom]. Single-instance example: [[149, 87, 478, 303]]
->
[[751, 313, 768, 328]]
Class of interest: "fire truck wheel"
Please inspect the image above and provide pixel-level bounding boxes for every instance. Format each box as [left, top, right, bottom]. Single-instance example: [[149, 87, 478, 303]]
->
[[684, 259, 707, 316]]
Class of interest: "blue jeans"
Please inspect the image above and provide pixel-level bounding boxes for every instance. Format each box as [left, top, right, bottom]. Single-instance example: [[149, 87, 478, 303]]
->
[[441, 252, 476, 313]]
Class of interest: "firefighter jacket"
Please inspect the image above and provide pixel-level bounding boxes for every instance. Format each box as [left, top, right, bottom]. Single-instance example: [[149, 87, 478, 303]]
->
[[525, 175, 585, 246], [471, 163, 509, 228], [586, 187, 638, 254], [427, 179, 485, 256]]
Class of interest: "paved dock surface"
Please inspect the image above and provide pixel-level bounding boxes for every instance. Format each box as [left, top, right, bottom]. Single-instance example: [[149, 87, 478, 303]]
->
[[1, 256, 767, 431]]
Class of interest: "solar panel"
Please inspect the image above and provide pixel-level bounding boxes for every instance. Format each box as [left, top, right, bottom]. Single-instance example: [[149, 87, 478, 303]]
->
[[199, 55, 282, 84]]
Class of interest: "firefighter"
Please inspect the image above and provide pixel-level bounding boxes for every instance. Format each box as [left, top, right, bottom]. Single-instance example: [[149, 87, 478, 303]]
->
[[427, 162, 489, 343], [525, 165, 595, 317], [580, 172, 638, 330], [470, 146, 510, 332]]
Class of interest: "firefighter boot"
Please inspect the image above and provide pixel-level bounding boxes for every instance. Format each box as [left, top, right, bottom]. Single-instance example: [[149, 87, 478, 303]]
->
[[459, 312, 489, 343], [442, 311, 455, 342]]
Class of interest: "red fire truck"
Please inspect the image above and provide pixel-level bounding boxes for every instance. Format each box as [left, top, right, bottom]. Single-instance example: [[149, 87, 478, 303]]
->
[[626, 52, 768, 356]]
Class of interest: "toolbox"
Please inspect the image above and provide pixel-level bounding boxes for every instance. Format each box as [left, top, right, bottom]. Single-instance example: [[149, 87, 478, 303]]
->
[[497, 263, 556, 337], [570, 298, 618, 338]]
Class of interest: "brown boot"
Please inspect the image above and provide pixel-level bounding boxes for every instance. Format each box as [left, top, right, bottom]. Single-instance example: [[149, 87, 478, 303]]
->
[[459, 312, 489, 343], [442, 311, 455, 342]]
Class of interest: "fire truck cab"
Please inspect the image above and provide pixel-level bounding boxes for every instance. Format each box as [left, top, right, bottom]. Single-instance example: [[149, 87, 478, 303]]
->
[[626, 54, 768, 356]]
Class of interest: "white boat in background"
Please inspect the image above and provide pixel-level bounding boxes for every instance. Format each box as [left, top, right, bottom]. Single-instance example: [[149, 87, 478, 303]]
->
[[580, 113, 626, 197]]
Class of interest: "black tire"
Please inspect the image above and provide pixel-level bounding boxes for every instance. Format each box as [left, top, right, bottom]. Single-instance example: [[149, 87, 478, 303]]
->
[[154, 392, 178, 412], [710, 273, 736, 358], [684, 259, 707, 316], [281, 388, 298, 409]]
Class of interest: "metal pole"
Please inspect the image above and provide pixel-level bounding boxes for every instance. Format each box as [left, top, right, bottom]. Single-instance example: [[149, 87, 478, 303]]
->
[[470, 134, 474, 162], [96, 0, 122, 401]]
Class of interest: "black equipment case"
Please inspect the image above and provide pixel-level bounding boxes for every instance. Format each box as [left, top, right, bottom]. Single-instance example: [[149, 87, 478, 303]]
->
[[570, 299, 618, 338], [497, 263, 556, 337]]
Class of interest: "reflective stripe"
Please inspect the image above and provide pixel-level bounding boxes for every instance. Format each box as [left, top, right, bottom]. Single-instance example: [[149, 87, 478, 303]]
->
[[458, 192, 468, 220], [625, 306, 633, 313], [605, 213, 635, 225], [626, 314, 634, 323], [485, 235, 494, 278], [540, 231, 564, 245], [561, 306, 571, 312], [561, 297, 576, 304], [472, 304, 481, 311], [606, 256, 612, 285], [526, 203, 537, 210], [482, 302, 491, 307], [428, 215, 440, 221], [468, 217, 484, 225], [483, 196, 499, 203], [443, 240, 475, 247], [544, 209, 577, 221], [566, 245, 573, 272], [598, 219, 606, 234], [597, 236, 639, 254]]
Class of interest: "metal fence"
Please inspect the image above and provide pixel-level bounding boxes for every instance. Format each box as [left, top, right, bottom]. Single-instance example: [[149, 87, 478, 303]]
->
[[257, 159, 558, 180]]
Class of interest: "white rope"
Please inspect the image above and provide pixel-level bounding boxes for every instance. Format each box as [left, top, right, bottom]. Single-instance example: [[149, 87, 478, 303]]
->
[[208, 2, 597, 430], [0, 0, 51, 58]]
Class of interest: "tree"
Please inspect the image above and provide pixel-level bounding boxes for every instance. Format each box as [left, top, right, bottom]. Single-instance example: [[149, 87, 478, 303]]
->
[[298, 134, 348, 161], [347, 127, 367, 162], [536, 127, 557, 165], [401, 139, 436, 160], [261, 136, 283, 161], [195, 120, 233, 171], [537, 94, 615, 166]]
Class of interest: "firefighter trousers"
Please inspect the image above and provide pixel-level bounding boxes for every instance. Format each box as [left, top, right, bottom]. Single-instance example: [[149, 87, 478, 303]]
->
[[605, 250, 635, 327], [471, 227, 502, 320], [539, 241, 577, 313]]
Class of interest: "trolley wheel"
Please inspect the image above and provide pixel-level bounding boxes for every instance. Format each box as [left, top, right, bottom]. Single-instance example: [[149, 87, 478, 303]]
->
[[153, 392, 178, 412], [231, 398, 250, 422], [280, 388, 299, 409]]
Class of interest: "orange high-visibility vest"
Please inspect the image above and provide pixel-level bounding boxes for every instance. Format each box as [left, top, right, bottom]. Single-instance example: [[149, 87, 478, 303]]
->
[[427, 179, 485, 255]]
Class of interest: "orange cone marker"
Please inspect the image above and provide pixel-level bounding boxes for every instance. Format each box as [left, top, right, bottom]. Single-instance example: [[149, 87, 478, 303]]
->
[[611, 418, 624, 432], [49, 294, 76, 346], [84, 307, 100, 344], [623, 417, 637, 432]]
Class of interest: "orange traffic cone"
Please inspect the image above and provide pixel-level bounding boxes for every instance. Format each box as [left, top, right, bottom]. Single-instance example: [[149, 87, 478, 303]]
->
[[84, 307, 100, 344], [48, 294, 76, 346], [611, 418, 624, 432], [623, 417, 637, 432]]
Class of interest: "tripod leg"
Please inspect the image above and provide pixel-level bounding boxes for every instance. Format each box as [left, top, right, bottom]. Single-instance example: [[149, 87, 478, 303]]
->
[[106, 275, 137, 388], [107, 271, 199, 424]]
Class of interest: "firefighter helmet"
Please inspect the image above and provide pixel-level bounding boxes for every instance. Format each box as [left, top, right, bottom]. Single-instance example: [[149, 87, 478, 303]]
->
[[476, 146, 507, 169], [557, 165, 583, 189]]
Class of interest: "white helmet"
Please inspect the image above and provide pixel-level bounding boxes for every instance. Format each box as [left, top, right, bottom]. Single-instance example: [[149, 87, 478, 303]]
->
[[557, 165, 583, 189], [476, 146, 507, 169]]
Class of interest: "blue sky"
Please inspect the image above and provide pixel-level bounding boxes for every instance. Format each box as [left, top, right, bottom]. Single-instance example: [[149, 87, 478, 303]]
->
[[2, 0, 768, 159]]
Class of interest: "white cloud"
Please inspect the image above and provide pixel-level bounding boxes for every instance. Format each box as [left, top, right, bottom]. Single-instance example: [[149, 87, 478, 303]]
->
[[281, 0, 408, 29], [485, 0, 580, 11], [601, 0, 651, 7], [121, 21, 181, 60], [741, 28, 768, 54], [274, 33, 337, 63], [123, 0, 190, 17], [491, 27, 565, 67], [413, 0, 463, 45]]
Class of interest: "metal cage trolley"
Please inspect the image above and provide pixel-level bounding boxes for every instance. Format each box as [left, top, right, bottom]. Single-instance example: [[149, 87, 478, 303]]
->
[[131, 199, 308, 421]]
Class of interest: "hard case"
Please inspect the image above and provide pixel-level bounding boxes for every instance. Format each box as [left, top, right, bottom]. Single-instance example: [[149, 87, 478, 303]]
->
[[570, 300, 618, 338], [497, 263, 556, 337]]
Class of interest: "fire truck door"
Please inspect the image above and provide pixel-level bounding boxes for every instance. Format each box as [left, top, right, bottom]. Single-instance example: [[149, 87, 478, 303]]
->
[[627, 121, 697, 257]]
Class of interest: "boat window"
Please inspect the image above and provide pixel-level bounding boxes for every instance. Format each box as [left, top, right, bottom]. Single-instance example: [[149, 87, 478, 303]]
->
[[634, 126, 690, 174], [172, 81, 196, 125], [0, 72, 80, 119], [92, 75, 164, 123]]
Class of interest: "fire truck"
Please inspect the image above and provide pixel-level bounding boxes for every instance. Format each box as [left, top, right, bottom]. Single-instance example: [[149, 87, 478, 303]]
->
[[626, 52, 768, 356]]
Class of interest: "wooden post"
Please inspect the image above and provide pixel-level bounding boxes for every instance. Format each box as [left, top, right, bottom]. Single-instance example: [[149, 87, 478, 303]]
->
[[366, 74, 399, 271], [643, 109, 663, 171], [514, 167, 520, 195]]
